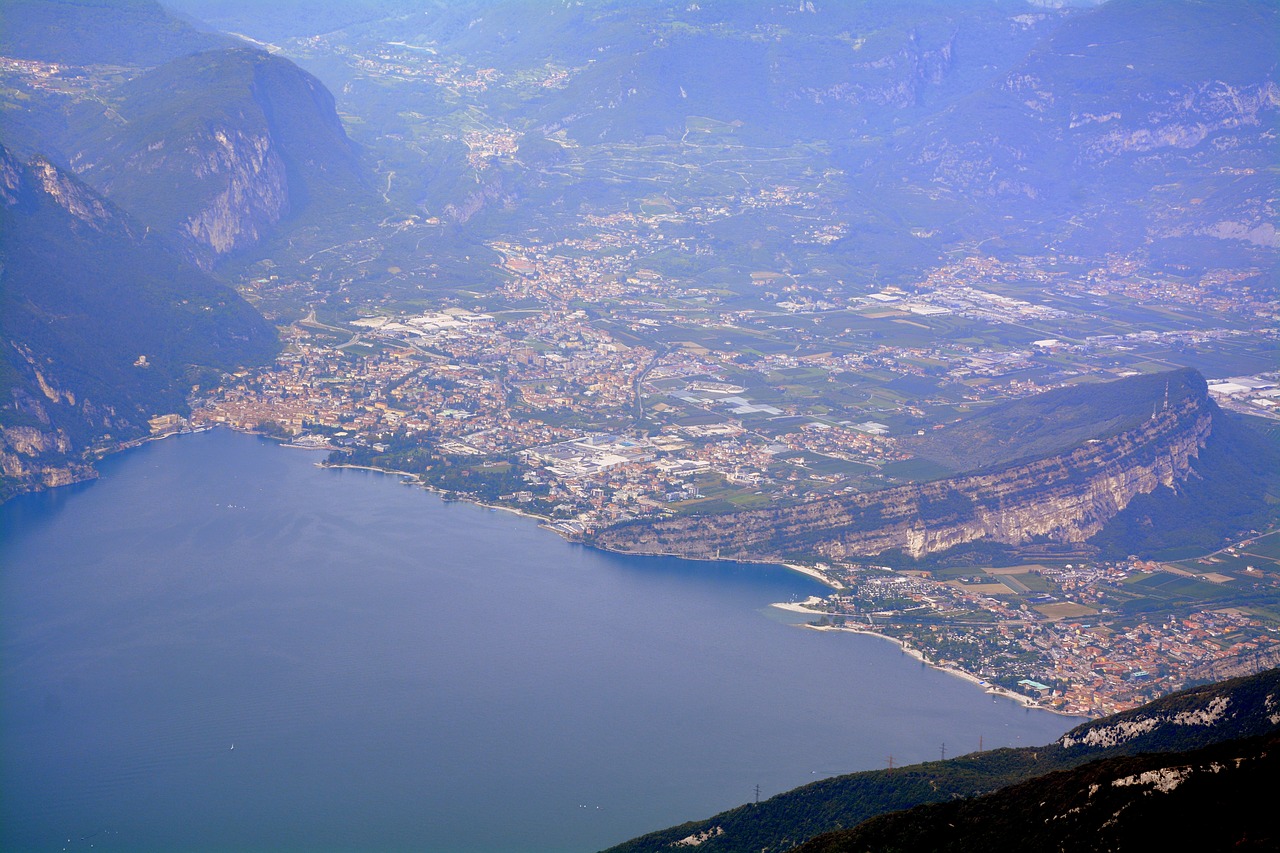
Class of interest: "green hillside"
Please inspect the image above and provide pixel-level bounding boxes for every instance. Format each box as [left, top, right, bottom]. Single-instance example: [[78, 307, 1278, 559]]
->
[[603, 668, 1280, 853], [909, 368, 1207, 474], [0, 144, 277, 498], [0, 0, 229, 66], [797, 731, 1279, 853]]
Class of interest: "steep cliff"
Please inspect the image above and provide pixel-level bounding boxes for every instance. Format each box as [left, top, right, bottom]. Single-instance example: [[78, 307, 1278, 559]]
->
[[0, 143, 277, 499], [594, 370, 1270, 563], [65, 47, 364, 266]]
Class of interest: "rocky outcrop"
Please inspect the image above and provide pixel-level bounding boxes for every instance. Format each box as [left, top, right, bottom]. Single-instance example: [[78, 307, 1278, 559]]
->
[[175, 127, 289, 257], [67, 47, 361, 266], [594, 377, 1216, 563], [30, 157, 117, 228], [798, 34, 956, 110], [0, 422, 97, 496], [1083, 80, 1279, 158]]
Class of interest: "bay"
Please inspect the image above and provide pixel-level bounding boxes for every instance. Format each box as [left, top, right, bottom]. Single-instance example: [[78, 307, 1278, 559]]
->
[[1, 429, 1076, 853]]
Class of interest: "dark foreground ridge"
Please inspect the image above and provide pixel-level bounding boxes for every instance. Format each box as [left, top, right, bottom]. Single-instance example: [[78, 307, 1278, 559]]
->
[[795, 731, 1278, 853], [602, 668, 1280, 853]]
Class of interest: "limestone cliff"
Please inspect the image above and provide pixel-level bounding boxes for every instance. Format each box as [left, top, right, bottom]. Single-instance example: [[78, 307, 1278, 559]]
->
[[593, 372, 1227, 563], [67, 47, 362, 267], [0, 143, 277, 500], [170, 126, 290, 257], [0, 423, 97, 492]]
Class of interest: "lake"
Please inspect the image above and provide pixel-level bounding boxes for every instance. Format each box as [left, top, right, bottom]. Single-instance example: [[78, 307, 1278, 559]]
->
[[1, 429, 1077, 853]]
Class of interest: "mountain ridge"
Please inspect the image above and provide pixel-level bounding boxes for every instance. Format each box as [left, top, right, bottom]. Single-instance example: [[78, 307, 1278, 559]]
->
[[594, 369, 1277, 564], [63, 46, 367, 266], [0, 143, 278, 498], [795, 731, 1279, 852], [602, 667, 1280, 853]]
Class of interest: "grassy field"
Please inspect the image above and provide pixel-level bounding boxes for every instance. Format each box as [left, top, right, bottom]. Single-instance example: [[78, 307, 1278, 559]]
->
[[1035, 602, 1099, 620], [1124, 572, 1236, 601]]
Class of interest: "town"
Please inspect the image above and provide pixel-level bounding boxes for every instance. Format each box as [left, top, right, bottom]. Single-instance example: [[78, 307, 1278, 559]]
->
[[782, 552, 1280, 718], [137, 26, 1280, 722], [187, 230, 1280, 718]]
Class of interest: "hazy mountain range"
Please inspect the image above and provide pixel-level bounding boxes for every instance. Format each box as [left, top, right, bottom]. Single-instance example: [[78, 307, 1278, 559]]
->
[[1, 0, 1275, 511]]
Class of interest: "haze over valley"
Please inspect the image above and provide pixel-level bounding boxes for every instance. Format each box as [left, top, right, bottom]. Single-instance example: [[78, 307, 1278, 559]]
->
[[1, 1, 1278, 850]]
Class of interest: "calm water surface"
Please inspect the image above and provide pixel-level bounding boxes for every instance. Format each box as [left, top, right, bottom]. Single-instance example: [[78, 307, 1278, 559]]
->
[[1, 430, 1077, 853]]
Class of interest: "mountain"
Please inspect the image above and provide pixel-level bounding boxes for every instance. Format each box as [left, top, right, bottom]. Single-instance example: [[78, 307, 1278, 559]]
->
[[603, 667, 1280, 853], [0, 1, 369, 267], [163, 0, 423, 43], [175, 0, 1276, 271], [59, 46, 368, 266], [0, 144, 277, 499], [593, 369, 1280, 564], [865, 0, 1280, 262], [0, 0, 230, 66], [156, 1, 1275, 273], [796, 731, 1278, 853], [390, 0, 1070, 145]]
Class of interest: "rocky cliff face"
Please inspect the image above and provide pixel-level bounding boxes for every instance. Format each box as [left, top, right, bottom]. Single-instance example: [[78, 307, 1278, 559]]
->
[[67, 47, 361, 267], [156, 125, 289, 258], [0, 422, 97, 491], [0, 143, 277, 500], [797, 34, 956, 110], [594, 380, 1216, 563]]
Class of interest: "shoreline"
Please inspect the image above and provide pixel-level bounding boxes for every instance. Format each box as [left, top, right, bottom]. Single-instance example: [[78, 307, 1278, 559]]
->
[[312, 446, 846, 589], [320, 460, 555, 525], [770, 601, 1077, 717], [586, 540, 844, 588], [234, 430, 1068, 717]]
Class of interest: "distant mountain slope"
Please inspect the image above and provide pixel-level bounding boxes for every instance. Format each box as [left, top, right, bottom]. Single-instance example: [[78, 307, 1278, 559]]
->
[[0, 0, 229, 66], [163, 0, 421, 43], [0, 143, 277, 499], [474, 0, 1064, 143], [602, 668, 1280, 853], [594, 369, 1280, 564], [62, 46, 367, 265], [874, 0, 1279, 260], [162, 0, 1274, 272], [315, 0, 1072, 145]]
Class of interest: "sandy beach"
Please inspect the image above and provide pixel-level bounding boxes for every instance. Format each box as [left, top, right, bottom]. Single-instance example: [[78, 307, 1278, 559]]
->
[[782, 563, 844, 589], [769, 600, 1066, 715], [770, 596, 829, 614]]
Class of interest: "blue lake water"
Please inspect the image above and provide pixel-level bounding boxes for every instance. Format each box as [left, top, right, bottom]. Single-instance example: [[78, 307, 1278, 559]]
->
[[1, 430, 1077, 853]]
